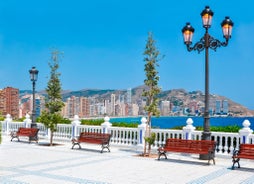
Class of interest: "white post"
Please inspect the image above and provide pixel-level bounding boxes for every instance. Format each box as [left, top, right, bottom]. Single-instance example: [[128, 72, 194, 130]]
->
[[239, 119, 253, 144], [23, 114, 32, 128], [71, 115, 81, 139], [47, 128, 51, 139], [182, 118, 196, 140], [137, 117, 147, 151], [4, 114, 12, 134], [101, 116, 112, 133]]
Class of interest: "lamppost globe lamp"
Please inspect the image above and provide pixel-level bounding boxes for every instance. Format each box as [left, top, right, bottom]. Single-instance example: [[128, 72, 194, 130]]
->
[[182, 6, 233, 160], [221, 16, 234, 40], [201, 6, 214, 28], [182, 22, 195, 45], [29, 66, 39, 128]]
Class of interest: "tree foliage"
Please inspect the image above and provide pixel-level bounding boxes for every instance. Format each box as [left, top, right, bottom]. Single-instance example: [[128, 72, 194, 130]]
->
[[142, 32, 162, 155], [40, 49, 64, 146]]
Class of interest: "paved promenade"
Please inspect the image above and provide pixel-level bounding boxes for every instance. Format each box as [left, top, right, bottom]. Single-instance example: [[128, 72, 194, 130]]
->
[[1, 136, 254, 184]]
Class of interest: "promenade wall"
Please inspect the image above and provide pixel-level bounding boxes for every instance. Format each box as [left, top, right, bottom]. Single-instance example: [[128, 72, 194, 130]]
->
[[1, 114, 254, 157]]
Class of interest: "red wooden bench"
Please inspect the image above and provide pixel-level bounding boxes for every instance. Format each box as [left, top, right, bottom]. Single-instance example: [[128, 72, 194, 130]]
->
[[71, 132, 111, 153], [158, 138, 216, 165], [10, 127, 39, 143], [232, 144, 254, 169]]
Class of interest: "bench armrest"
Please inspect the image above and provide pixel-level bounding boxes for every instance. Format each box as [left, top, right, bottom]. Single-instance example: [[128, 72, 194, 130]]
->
[[10, 131, 17, 136], [232, 149, 239, 158], [71, 138, 79, 143]]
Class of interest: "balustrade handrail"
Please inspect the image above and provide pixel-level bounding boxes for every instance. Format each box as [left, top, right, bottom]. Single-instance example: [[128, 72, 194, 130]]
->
[[1, 120, 253, 157]]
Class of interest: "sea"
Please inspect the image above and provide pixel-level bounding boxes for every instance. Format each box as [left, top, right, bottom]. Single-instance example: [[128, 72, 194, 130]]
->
[[110, 116, 254, 130]]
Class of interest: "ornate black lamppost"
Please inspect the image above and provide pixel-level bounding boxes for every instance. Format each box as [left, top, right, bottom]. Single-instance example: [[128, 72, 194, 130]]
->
[[29, 66, 39, 128], [182, 6, 233, 146]]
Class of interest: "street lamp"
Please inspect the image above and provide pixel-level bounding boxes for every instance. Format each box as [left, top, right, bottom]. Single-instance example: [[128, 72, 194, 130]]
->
[[182, 6, 233, 151], [29, 66, 39, 128]]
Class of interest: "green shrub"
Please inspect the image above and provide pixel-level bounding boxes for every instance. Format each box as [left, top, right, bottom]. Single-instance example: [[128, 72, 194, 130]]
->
[[81, 119, 104, 126], [80, 119, 139, 128], [172, 125, 241, 133], [112, 122, 138, 128]]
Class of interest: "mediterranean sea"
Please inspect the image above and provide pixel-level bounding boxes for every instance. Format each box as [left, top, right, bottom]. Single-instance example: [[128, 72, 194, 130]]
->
[[110, 116, 254, 130]]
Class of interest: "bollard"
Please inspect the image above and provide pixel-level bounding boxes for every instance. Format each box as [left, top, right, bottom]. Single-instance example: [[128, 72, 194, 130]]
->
[[239, 119, 253, 144], [24, 114, 32, 128], [101, 116, 112, 134], [4, 114, 12, 134], [182, 118, 196, 140], [71, 115, 81, 139]]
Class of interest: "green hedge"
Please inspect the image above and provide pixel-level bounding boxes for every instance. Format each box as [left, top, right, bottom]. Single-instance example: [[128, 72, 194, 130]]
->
[[81, 119, 139, 128], [172, 125, 241, 133]]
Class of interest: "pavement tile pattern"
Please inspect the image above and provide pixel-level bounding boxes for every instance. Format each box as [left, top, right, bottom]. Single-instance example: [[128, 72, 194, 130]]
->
[[1, 136, 254, 184]]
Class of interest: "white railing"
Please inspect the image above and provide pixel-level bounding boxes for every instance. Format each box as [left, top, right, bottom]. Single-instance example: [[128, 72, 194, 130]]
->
[[77, 125, 102, 135], [152, 129, 184, 148], [1, 116, 254, 157], [110, 127, 138, 146]]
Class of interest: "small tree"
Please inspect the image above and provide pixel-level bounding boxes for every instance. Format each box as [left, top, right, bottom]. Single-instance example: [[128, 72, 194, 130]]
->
[[40, 49, 64, 146], [142, 32, 162, 156]]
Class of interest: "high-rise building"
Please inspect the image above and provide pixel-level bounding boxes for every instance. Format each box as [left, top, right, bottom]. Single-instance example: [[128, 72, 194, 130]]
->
[[215, 100, 221, 115], [222, 100, 229, 114], [80, 97, 90, 117], [160, 101, 170, 116], [0, 87, 19, 118], [111, 94, 116, 116], [127, 88, 132, 116]]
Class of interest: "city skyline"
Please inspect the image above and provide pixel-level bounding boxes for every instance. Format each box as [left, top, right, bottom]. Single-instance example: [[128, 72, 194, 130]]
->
[[1, 1, 254, 110]]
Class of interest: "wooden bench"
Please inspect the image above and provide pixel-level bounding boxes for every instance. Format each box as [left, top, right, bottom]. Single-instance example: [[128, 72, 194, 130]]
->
[[232, 144, 254, 169], [10, 127, 39, 143], [71, 132, 111, 153], [157, 138, 216, 165]]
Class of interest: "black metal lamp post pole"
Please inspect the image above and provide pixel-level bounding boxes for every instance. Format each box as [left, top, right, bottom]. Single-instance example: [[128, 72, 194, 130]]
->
[[29, 67, 39, 128], [182, 6, 233, 159], [204, 29, 210, 140]]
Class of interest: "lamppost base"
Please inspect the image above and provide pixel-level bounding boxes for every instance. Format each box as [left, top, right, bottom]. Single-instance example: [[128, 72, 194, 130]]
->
[[31, 123, 37, 128], [199, 131, 211, 160]]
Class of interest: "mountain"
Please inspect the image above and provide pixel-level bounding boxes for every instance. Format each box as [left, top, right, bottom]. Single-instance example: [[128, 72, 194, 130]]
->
[[20, 85, 254, 116]]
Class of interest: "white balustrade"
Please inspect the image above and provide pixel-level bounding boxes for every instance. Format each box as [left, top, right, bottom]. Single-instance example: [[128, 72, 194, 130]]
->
[[1, 117, 254, 157], [54, 124, 72, 140], [109, 127, 138, 145], [151, 129, 183, 148], [76, 125, 102, 135]]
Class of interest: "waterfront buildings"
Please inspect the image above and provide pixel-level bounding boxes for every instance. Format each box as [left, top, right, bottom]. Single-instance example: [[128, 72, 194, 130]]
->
[[0, 87, 19, 118], [1, 86, 234, 119]]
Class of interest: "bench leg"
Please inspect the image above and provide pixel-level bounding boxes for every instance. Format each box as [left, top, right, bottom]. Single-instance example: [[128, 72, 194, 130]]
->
[[11, 135, 20, 142], [208, 153, 215, 165], [232, 158, 240, 170], [71, 142, 81, 149], [158, 151, 167, 160], [101, 144, 110, 153], [29, 135, 39, 144]]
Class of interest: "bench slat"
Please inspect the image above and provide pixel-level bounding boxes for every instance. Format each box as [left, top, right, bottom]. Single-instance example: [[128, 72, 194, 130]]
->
[[232, 144, 254, 169], [10, 127, 39, 143], [158, 138, 216, 165], [72, 132, 111, 153]]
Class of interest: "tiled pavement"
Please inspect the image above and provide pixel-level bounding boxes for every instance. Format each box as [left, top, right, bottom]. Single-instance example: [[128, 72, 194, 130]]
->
[[1, 136, 254, 184]]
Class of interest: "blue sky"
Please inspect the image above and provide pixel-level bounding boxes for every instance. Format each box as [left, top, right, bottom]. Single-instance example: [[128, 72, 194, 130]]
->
[[1, 0, 254, 110]]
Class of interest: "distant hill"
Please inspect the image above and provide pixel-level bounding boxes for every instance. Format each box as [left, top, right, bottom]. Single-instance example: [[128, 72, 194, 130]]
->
[[19, 85, 254, 116]]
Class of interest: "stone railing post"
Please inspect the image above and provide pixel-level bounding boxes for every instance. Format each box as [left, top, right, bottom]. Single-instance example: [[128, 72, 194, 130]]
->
[[4, 114, 12, 134], [137, 117, 147, 151], [182, 118, 196, 140], [71, 115, 81, 139], [23, 114, 32, 128], [101, 116, 112, 134], [239, 119, 253, 144]]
